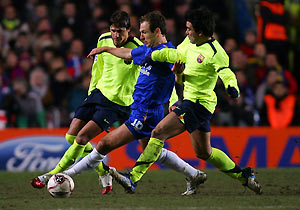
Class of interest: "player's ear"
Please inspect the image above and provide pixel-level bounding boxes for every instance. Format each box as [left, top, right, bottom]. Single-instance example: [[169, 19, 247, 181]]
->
[[155, 27, 161, 35]]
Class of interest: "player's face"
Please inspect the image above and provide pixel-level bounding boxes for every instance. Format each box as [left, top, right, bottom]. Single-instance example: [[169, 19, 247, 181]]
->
[[139, 21, 157, 48], [110, 25, 129, 47], [185, 21, 201, 44]]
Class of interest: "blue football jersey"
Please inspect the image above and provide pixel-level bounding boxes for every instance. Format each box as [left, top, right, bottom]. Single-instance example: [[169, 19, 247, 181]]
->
[[130, 42, 175, 108]]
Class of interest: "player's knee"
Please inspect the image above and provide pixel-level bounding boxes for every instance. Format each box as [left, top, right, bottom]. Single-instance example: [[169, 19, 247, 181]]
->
[[195, 151, 210, 160], [151, 126, 166, 140], [96, 139, 111, 155], [76, 133, 90, 145]]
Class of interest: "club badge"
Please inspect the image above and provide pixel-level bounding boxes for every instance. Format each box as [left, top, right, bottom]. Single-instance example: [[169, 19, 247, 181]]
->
[[197, 54, 205, 63]]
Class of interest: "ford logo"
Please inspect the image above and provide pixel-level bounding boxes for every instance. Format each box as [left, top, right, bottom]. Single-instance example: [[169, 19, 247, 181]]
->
[[0, 136, 69, 171]]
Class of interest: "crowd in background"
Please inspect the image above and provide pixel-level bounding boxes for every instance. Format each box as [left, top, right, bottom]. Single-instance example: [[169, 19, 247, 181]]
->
[[0, 0, 299, 128]]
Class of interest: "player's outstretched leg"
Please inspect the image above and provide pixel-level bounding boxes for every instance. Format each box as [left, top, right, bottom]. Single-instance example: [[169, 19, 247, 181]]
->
[[109, 168, 137, 193], [95, 161, 113, 194], [30, 173, 52, 189], [157, 148, 207, 195], [30, 133, 94, 189], [30, 140, 86, 188], [241, 167, 262, 194], [206, 147, 262, 194], [181, 170, 207, 196]]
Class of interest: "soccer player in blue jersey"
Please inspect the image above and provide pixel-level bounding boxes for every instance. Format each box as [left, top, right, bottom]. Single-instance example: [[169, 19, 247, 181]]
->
[[63, 11, 207, 195], [112, 8, 262, 195]]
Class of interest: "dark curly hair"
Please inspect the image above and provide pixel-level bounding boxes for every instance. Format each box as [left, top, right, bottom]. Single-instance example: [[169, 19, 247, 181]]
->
[[186, 7, 215, 37]]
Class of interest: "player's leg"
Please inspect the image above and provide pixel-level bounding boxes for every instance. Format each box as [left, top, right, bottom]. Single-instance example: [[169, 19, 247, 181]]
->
[[138, 137, 206, 195], [64, 124, 135, 177], [49, 120, 103, 175], [29, 117, 97, 189], [66, 118, 94, 157], [190, 130, 262, 194], [129, 112, 184, 184]]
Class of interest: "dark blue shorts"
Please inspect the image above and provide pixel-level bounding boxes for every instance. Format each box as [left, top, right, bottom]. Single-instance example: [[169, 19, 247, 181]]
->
[[173, 100, 213, 133], [74, 89, 130, 132], [125, 104, 164, 139]]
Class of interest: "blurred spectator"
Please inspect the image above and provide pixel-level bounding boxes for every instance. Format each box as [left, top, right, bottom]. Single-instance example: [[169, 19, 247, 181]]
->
[[84, 6, 106, 51], [230, 71, 258, 126], [58, 26, 74, 58], [248, 43, 266, 69], [174, 1, 189, 39], [256, 68, 280, 110], [260, 81, 297, 128], [27, 2, 50, 30], [48, 56, 66, 76], [54, 2, 85, 40], [40, 46, 56, 69], [50, 67, 72, 127], [29, 67, 48, 127], [18, 52, 33, 77], [14, 31, 32, 55], [129, 15, 140, 38], [166, 18, 181, 46], [258, 53, 298, 94], [8, 78, 40, 127], [224, 38, 238, 56], [0, 5, 30, 45], [239, 29, 256, 58], [230, 49, 256, 91], [65, 39, 85, 79], [35, 18, 52, 34], [3, 50, 20, 84], [67, 71, 90, 115]]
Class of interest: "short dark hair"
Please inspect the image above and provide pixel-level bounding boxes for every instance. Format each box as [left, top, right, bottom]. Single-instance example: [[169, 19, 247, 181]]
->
[[186, 7, 215, 37], [110, 10, 131, 29], [140, 11, 166, 35]]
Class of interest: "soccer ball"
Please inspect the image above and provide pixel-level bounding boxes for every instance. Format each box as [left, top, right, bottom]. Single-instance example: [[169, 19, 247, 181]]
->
[[47, 173, 74, 198]]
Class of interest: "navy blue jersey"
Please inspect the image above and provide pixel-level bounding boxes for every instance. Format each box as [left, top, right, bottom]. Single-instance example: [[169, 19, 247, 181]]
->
[[130, 42, 175, 108]]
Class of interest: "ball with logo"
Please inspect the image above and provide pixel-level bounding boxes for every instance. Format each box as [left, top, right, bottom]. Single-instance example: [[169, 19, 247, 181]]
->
[[47, 173, 74, 198]]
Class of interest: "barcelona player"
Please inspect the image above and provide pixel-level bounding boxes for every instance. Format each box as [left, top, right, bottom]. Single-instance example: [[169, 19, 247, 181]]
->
[[30, 10, 142, 194], [111, 7, 263, 195]]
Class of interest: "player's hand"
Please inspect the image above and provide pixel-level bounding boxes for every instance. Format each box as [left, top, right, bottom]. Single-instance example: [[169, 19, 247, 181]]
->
[[172, 60, 184, 75], [87, 47, 107, 59], [227, 85, 239, 98]]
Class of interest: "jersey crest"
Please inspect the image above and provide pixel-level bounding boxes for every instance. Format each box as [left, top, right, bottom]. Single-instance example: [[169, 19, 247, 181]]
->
[[197, 54, 205, 63]]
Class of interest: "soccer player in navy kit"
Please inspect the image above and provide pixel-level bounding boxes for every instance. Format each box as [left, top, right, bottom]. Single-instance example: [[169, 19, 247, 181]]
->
[[63, 11, 207, 195]]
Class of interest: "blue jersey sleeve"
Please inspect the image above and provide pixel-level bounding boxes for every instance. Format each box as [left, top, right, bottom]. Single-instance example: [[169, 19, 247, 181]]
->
[[131, 45, 151, 65]]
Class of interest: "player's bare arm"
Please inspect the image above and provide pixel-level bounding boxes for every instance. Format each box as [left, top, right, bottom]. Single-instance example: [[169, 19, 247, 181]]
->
[[87, 47, 132, 60]]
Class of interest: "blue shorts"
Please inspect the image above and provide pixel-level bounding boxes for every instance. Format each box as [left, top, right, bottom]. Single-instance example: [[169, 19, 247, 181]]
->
[[173, 100, 213, 133], [125, 104, 164, 139], [74, 89, 130, 132]]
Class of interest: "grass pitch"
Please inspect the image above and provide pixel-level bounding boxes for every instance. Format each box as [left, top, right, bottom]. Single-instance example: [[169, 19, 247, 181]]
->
[[0, 168, 300, 210]]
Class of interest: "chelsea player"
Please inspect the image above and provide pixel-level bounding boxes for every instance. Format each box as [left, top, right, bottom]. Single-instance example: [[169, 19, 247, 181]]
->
[[63, 11, 207, 196], [112, 8, 263, 195]]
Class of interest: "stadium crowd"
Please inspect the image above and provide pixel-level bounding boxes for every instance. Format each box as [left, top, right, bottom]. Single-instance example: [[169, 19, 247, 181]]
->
[[0, 0, 299, 128]]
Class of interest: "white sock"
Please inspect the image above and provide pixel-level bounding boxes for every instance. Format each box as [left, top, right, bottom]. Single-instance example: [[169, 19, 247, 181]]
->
[[157, 148, 199, 179], [64, 148, 106, 177]]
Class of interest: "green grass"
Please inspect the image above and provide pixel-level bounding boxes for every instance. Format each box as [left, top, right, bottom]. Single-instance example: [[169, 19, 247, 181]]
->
[[0, 168, 300, 210]]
